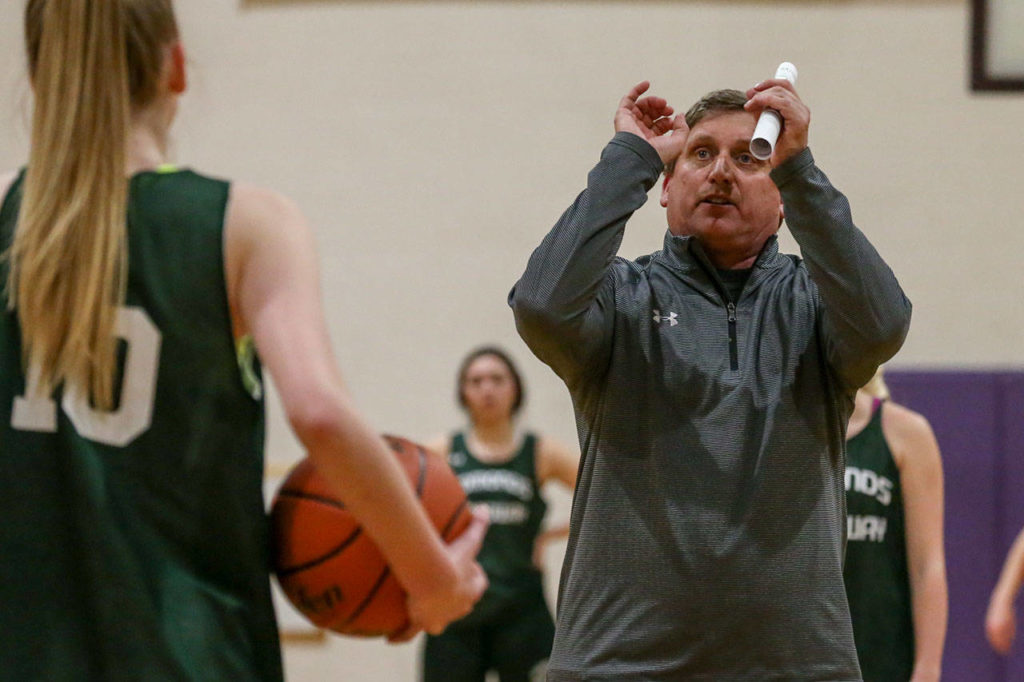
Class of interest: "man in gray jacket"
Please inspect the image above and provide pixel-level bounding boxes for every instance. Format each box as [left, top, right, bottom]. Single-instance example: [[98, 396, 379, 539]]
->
[[509, 78, 911, 681]]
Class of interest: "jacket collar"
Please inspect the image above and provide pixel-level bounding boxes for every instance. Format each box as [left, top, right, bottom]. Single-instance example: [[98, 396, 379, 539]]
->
[[656, 231, 785, 303]]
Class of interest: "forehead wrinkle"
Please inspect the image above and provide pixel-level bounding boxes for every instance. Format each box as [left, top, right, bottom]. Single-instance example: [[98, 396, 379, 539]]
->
[[686, 130, 753, 153]]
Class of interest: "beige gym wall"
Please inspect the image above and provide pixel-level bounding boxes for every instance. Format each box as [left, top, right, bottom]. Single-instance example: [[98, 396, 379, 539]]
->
[[1, 1, 1021, 680]]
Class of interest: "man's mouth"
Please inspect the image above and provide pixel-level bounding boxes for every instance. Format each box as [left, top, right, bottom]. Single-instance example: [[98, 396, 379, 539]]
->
[[701, 197, 735, 207]]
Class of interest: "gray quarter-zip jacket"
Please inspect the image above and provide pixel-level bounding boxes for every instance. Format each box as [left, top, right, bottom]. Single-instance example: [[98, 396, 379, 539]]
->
[[509, 132, 911, 681]]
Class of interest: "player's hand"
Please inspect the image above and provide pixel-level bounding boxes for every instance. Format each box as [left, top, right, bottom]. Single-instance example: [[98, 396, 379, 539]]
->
[[393, 506, 489, 642], [744, 79, 810, 167], [615, 81, 689, 167], [986, 595, 1017, 654]]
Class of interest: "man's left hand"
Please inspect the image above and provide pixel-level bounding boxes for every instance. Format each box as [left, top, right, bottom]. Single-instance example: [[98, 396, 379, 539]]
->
[[744, 79, 810, 167]]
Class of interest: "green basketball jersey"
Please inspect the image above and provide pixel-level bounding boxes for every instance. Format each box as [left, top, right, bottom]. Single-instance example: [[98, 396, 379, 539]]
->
[[448, 432, 548, 624], [843, 401, 913, 682], [0, 170, 283, 681]]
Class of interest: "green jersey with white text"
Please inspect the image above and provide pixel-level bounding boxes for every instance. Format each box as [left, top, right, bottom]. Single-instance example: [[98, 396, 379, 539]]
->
[[449, 432, 547, 623], [0, 169, 283, 682], [843, 400, 913, 682]]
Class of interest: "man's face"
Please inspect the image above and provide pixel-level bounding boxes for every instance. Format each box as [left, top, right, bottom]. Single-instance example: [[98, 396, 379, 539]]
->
[[661, 110, 783, 264]]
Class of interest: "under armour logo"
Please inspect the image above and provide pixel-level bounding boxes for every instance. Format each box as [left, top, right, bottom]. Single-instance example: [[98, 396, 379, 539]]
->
[[653, 309, 678, 327]]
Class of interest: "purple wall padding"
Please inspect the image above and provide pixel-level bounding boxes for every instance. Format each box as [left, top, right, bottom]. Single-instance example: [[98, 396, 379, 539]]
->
[[886, 370, 1024, 682], [996, 374, 1024, 681]]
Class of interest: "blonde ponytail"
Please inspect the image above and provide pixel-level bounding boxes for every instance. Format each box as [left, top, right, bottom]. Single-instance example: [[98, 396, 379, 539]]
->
[[11, 0, 177, 410], [861, 366, 891, 401]]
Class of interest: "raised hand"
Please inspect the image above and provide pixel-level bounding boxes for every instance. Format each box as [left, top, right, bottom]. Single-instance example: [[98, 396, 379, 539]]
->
[[615, 81, 689, 166], [744, 78, 811, 167]]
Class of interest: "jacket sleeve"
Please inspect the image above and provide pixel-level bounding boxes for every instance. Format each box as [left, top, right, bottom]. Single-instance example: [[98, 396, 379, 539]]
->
[[772, 148, 912, 392], [509, 132, 663, 385]]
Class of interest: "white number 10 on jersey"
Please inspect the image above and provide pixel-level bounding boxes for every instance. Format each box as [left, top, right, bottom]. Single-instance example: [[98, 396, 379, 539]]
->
[[11, 306, 161, 447]]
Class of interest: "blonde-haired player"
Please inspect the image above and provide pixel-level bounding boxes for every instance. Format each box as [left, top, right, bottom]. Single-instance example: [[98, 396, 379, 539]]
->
[[1, 1, 485, 678], [843, 368, 948, 681]]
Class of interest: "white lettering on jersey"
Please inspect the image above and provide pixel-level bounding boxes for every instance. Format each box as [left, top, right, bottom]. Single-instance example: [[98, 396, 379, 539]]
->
[[847, 514, 888, 542], [477, 501, 529, 525], [459, 469, 533, 501], [844, 466, 893, 506]]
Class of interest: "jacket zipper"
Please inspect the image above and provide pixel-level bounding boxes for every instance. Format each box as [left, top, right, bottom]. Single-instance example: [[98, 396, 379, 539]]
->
[[727, 302, 738, 371]]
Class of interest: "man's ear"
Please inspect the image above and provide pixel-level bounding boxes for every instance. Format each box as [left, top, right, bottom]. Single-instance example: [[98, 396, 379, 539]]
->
[[167, 41, 187, 94], [778, 201, 785, 227], [660, 172, 671, 208]]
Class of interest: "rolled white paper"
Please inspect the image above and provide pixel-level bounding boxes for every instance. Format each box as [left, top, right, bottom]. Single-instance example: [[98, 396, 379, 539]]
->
[[750, 62, 798, 161]]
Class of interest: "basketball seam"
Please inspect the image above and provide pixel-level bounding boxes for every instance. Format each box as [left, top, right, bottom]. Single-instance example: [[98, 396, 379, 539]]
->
[[276, 490, 346, 510], [341, 565, 393, 630], [415, 444, 427, 495], [276, 528, 363, 577], [440, 499, 469, 540]]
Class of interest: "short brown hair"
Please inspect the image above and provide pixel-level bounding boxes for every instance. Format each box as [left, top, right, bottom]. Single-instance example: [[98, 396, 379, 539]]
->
[[665, 89, 748, 176], [684, 89, 748, 129]]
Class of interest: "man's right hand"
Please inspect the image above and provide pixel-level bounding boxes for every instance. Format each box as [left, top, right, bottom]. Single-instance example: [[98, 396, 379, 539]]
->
[[614, 81, 689, 167], [390, 506, 490, 642]]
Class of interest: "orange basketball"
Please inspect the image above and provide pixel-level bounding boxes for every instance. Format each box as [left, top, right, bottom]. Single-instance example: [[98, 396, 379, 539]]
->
[[269, 434, 472, 638]]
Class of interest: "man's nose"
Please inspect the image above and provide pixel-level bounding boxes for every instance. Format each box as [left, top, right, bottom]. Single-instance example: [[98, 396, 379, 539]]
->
[[708, 154, 734, 183]]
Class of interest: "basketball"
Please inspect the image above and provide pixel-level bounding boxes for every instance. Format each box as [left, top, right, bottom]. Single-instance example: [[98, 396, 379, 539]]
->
[[269, 434, 473, 638]]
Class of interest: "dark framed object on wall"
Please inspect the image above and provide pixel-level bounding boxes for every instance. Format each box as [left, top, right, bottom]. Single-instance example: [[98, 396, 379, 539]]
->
[[972, 0, 1024, 91]]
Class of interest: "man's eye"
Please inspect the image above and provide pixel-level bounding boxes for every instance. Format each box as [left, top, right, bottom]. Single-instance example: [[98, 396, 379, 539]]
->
[[737, 153, 754, 164], [696, 149, 710, 160]]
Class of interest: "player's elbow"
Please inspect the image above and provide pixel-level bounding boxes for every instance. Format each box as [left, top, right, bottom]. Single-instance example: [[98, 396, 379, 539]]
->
[[287, 395, 350, 453], [919, 556, 948, 586]]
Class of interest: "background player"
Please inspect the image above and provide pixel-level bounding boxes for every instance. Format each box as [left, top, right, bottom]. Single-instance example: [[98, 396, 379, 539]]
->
[[0, 1, 485, 679], [844, 369, 948, 681], [422, 346, 578, 682]]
